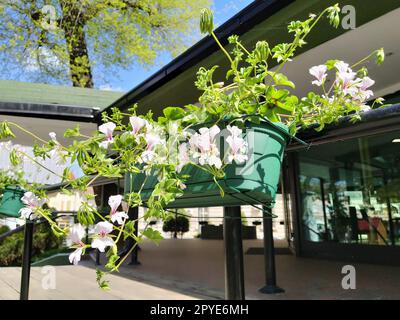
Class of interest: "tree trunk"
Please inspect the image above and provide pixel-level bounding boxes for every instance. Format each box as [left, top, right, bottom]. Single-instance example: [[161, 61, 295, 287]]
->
[[60, 1, 93, 88]]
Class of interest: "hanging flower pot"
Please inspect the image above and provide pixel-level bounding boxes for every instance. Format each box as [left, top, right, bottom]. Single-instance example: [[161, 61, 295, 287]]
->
[[0, 186, 25, 218], [126, 120, 291, 208]]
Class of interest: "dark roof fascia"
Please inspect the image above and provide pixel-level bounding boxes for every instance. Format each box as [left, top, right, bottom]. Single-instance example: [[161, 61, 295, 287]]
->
[[287, 104, 400, 151], [0, 101, 98, 123], [98, 0, 294, 122]]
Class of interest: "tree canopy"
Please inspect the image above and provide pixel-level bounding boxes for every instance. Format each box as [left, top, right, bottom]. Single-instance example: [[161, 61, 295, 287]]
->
[[0, 0, 211, 88]]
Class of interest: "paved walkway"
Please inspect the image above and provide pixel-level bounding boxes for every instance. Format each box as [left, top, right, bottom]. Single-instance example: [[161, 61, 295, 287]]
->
[[2, 239, 400, 299], [92, 239, 400, 300], [0, 265, 203, 300]]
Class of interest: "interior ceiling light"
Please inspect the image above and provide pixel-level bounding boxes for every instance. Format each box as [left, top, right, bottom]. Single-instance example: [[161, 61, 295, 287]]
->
[[392, 138, 400, 143]]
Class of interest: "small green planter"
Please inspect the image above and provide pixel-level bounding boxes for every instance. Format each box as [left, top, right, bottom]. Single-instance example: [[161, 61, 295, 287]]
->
[[126, 121, 290, 208], [0, 186, 25, 218]]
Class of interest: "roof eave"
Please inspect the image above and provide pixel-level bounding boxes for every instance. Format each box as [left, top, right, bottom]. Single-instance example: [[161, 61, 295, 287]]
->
[[0, 102, 97, 123]]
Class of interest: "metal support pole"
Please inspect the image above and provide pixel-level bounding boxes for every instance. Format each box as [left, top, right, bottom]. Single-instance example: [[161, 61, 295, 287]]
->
[[129, 206, 140, 265], [223, 206, 245, 300], [20, 220, 34, 300], [95, 249, 101, 265], [259, 205, 284, 294]]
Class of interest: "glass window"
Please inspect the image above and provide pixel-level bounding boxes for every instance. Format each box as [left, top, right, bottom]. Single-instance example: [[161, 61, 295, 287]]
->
[[298, 130, 400, 246]]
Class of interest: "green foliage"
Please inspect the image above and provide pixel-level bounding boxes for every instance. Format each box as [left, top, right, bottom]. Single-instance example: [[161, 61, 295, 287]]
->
[[0, 4, 388, 290], [162, 213, 190, 238], [141, 227, 163, 244], [77, 202, 96, 225], [0, 222, 63, 266], [0, 0, 211, 87], [0, 225, 10, 235], [0, 121, 15, 139], [96, 269, 110, 291]]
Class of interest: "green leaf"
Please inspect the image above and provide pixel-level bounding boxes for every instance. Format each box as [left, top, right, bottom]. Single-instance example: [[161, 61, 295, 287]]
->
[[325, 59, 338, 70], [105, 254, 120, 270], [96, 269, 110, 291], [273, 73, 295, 88], [141, 227, 163, 245], [124, 220, 135, 240], [64, 124, 80, 138], [162, 107, 186, 120]]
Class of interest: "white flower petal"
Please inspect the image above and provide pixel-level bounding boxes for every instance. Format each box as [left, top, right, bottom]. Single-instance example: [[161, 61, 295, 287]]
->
[[94, 221, 113, 235], [69, 248, 83, 265]]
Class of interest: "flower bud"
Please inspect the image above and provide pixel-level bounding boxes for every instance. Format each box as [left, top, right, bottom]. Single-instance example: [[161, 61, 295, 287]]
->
[[375, 48, 385, 65], [200, 8, 214, 34], [254, 41, 270, 62]]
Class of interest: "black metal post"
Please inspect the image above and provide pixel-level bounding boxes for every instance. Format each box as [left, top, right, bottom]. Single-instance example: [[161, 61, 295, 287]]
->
[[259, 205, 284, 294], [129, 206, 140, 265], [223, 206, 245, 300], [20, 220, 34, 300], [95, 249, 101, 265]]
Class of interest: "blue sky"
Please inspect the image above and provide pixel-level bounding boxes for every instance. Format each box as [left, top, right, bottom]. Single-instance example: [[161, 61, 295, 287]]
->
[[96, 0, 254, 92]]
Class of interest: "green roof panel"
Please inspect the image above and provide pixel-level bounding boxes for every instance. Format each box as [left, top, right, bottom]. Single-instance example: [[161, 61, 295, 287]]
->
[[0, 80, 125, 111]]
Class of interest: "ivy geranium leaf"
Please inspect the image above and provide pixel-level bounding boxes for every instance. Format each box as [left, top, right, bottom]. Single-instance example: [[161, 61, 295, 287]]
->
[[96, 269, 110, 291], [163, 107, 186, 120], [271, 73, 295, 89], [124, 220, 135, 240], [325, 59, 338, 70], [141, 228, 163, 245]]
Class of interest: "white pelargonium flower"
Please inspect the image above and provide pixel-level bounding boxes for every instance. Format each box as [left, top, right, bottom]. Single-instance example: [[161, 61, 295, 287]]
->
[[49, 132, 57, 141], [47, 131, 68, 165], [335, 61, 351, 74], [189, 125, 222, 169], [197, 125, 220, 153], [355, 76, 375, 102], [129, 116, 147, 135], [334, 61, 358, 95], [98, 122, 116, 149], [145, 132, 161, 151], [69, 248, 84, 266], [309, 65, 327, 86], [176, 143, 190, 173], [68, 223, 86, 265], [360, 105, 371, 112], [140, 132, 163, 163], [108, 195, 128, 225], [91, 221, 114, 252], [19, 192, 45, 220], [226, 126, 248, 164], [48, 147, 68, 166]]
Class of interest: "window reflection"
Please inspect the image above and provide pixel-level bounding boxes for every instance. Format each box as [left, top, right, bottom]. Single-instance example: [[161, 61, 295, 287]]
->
[[298, 131, 400, 246]]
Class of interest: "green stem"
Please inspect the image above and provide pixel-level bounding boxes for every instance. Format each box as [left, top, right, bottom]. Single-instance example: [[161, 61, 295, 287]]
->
[[18, 150, 64, 179], [111, 221, 150, 271], [210, 31, 233, 64], [350, 50, 378, 69], [237, 41, 250, 55], [267, 7, 331, 87], [8, 122, 49, 145]]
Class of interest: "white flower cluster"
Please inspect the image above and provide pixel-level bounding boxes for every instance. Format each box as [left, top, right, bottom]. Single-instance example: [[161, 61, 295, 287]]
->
[[178, 124, 248, 172], [98, 117, 249, 173], [309, 61, 377, 112], [18, 190, 129, 265]]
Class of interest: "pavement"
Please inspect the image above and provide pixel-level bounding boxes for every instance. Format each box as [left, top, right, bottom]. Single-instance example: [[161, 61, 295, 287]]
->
[[0, 265, 203, 300], [1, 239, 400, 300], [91, 239, 400, 300]]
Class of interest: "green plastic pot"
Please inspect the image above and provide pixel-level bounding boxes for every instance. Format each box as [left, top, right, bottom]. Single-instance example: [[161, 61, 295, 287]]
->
[[0, 186, 25, 218], [126, 121, 290, 208]]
